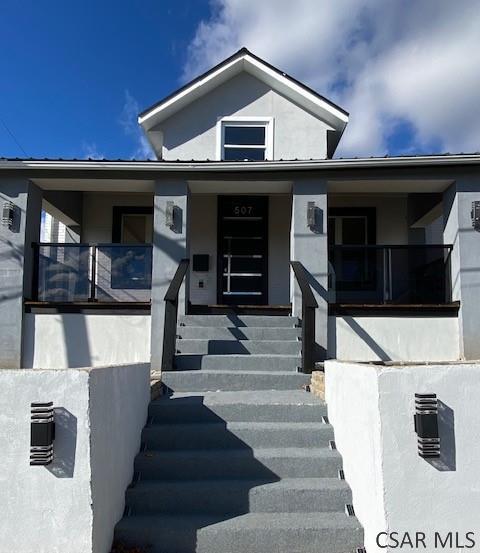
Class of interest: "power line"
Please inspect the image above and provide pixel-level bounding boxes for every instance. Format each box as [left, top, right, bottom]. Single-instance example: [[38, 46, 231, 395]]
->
[[0, 116, 28, 157]]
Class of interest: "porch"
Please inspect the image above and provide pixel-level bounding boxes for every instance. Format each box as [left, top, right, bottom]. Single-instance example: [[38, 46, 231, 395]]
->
[[5, 168, 469, 369], [22, 189, 458, 369]]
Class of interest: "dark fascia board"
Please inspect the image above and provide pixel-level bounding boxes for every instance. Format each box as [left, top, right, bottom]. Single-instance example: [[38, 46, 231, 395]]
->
[[138, 47, 349, 122]]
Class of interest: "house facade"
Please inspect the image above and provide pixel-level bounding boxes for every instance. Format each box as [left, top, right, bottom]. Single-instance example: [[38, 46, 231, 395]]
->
[[0, 48, 477, 372], [1, 47, 480, 553]]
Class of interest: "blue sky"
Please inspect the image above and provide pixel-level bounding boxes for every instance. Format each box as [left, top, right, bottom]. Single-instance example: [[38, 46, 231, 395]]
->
[[0, 0, 211, 159], [1, 1, 479, 159]]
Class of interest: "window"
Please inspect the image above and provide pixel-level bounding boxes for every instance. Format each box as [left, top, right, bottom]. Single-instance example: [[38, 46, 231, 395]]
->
[[112, 207, 153, 243], [121, 214, 153, 243], [328, 208, 376, 246], [218, 118, 273, 161]]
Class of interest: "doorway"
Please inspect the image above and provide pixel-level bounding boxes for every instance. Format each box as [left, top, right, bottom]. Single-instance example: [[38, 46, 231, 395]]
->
[[217, 195, 268, 305]]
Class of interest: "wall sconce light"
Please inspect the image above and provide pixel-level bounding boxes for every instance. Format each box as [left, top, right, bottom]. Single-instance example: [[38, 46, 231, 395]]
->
[[165, 201, 176, 228], [414, 393, 440, 458], [471, 201, 480, 231], [307, 201, 316, 228], [2, 201, 15, 230], [30, 402, 55, 466]]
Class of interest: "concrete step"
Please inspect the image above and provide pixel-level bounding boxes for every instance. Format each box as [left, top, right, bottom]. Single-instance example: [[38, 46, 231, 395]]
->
[[114, 512, 363, 553], [177, 325, 301, 341], [126, 478, 352, 515], [142, 422, 334, 450], [148, 391, 327, 423], [176, 339, 301, 355], [179, 315, 298, 328], [162, 370, 309, 392], [174, 354, 301, 372], [134, 448, 342, 480]]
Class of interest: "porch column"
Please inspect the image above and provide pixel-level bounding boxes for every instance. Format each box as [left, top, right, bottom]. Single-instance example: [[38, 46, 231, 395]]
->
[[291, 178, 328, 360], [150, 179, 189, 371], [443, 176, 480, 360], [0, 178, 42, 368]]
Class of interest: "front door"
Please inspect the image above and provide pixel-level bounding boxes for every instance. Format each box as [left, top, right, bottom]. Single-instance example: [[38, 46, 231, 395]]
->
[[218, 195, 268, 305]]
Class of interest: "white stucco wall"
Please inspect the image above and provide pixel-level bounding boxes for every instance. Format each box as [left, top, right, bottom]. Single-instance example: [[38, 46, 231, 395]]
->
[[22, 314, 151, 368], [329, 316, 460, 362], [156, 72, 332, 161], [0, 363, 149, 553], [329, 194, 409, 244], [325, 363, 386, 552], [89, 364, 150, 553], [82, 192, 153, 243], [326, 360, 480, 553]]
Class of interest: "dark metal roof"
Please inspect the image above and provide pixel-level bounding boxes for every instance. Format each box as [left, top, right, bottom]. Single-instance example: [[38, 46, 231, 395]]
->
[[138, 47, 349, 120], [2, 152, 480, 164]]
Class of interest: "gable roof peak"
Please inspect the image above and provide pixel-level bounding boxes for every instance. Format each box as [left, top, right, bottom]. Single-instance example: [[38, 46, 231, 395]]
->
[[138, 47, 348, 133]]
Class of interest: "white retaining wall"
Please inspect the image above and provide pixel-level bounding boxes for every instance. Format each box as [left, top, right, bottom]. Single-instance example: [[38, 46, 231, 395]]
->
[[329, 316, 460, 362], [326, 360, 480, 552], [22, 314, 151, 368], [0, 363, 150, 553]]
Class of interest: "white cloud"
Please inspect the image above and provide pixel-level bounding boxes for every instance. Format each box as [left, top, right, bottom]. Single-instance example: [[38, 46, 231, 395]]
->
[[183, 0, 480, 156], [81, 141, 105, 160], [119, 90, 155, 159]]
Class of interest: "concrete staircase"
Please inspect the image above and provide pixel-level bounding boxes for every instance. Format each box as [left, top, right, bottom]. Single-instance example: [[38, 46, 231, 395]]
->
[[112, 314, 363, 553]]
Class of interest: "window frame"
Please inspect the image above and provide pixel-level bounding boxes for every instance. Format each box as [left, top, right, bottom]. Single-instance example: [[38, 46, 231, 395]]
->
[[216, 116, 274, 161]]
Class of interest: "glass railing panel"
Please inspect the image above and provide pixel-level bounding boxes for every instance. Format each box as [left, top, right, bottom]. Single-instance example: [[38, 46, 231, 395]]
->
[[95, 244, 152, 302], [329, 245, 452, 304], [37, 244, 91, 302]]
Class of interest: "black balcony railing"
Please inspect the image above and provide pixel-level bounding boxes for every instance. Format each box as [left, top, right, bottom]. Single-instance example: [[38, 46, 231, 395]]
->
[[32, 243, 153, 303], [328, 244, 453, 305]]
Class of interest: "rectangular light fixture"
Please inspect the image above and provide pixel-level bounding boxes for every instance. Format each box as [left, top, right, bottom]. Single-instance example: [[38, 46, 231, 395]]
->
[[30, 402, 55, 466], [414, 393, 440, 458], [471, 201, 480, 231], [2, 201, 14, 229], [307, 201, 316, 228], [165, 201, 175, 228]]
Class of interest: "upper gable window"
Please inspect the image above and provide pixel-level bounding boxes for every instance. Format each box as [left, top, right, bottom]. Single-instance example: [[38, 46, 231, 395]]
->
[[218, 118, 273, 161]]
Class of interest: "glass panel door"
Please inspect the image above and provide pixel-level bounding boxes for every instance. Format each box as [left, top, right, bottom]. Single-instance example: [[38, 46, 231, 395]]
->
[[218, 196, 268, 305]]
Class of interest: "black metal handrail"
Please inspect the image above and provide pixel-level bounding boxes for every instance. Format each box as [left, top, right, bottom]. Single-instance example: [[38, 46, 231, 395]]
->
[[290, 261, 318, 374], [161, 258, 190, 371]]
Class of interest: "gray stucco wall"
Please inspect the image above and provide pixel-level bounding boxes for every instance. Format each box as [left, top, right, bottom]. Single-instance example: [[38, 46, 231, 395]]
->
[[82, 192, 153, 243], [188, 194, 217, 305], [329, 194, 409, 244], [443, 175, 480, 359], [0, 178, 42, 368], [43, 190, 83, 226], [268, 195, 291, 304], [155, 72, 332, 161], [150, 180, 189, 370], [291, 178, 328, 359]]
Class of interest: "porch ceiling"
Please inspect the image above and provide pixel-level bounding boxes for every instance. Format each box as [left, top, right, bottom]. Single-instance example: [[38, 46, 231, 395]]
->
[[188, 180, 293, 194], [328, 179, 454, 193], [32, 178, 155, 192]]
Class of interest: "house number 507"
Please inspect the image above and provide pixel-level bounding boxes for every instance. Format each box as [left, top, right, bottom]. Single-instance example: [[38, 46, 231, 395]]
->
[[234, 206, 253, 215]]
